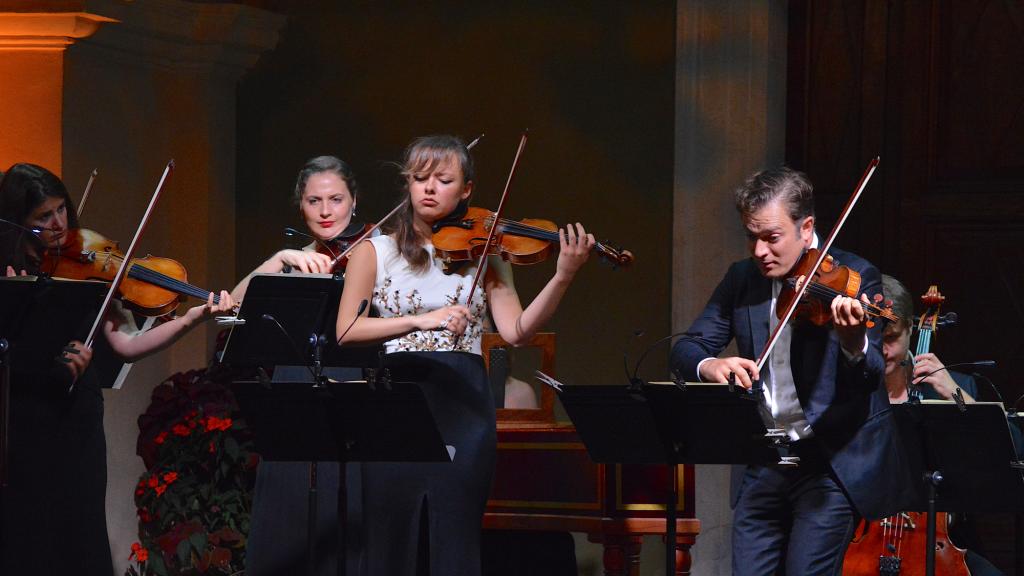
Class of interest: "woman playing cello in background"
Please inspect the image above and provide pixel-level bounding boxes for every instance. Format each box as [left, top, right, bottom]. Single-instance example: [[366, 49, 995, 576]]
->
[[0, 162, 235, 574]]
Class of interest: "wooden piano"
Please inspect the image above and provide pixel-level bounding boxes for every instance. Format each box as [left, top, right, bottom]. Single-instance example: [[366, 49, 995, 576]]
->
[[482, 333, 701, 576]]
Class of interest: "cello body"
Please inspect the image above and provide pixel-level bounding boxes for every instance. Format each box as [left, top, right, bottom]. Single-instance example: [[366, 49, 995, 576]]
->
[[843, 512, 969, 575]]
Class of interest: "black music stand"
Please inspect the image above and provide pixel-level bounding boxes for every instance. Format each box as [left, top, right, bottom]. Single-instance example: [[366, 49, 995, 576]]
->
[[223, 274, 447, 576], [557, 380, 786, 576], [0, 276, 107, 487], [222, 273, 377, 378], [893, 401, 1024, 576]]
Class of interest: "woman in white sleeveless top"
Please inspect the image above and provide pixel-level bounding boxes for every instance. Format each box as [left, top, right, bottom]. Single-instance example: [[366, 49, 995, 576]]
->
[[337, 135, 593, 576]]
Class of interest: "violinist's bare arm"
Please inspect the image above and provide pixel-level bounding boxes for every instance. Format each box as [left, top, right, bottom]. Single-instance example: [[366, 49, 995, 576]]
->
[[335, 242, 469, 345], [103, 290, 235, 363], [230, 249, 334, 302], [486, 222, 593, 346], [698, 357, 760, 389]]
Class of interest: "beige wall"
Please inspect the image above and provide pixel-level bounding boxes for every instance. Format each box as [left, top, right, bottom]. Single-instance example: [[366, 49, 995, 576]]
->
[[673, 1, 788, 574], [0, 11, 114, 173]]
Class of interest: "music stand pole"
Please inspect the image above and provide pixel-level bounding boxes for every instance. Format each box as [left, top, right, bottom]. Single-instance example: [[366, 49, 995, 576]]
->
[[924, 470, 942, 576], [0, 337, 9, 488], [666, 461, 677, 576], [307, 332, 327, 576]]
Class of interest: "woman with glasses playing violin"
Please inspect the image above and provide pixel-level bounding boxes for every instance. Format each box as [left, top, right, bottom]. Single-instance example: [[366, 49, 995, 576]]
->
[[0, 163, 235, 575]]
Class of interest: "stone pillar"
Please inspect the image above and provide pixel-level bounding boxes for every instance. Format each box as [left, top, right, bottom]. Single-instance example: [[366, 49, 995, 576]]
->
[[673, 1, 788, 575], [0, 10, 115, 173], [59, 1, 285, 572]]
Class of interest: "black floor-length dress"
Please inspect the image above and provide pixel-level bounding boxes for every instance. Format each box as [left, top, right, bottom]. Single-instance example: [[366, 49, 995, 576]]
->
[[0, 365, 113, 575]]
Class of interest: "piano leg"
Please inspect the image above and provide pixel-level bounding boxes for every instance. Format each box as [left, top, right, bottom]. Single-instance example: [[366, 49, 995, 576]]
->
[[590, 534, 642, 576], [669, 533, 696, 575]]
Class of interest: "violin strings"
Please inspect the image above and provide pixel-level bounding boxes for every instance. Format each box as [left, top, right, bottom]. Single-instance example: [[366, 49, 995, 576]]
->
[[93, 252, 219, 303], [490, 217, 613, 254], [129, 266, 219, 303], [796, 281, 898, 320]]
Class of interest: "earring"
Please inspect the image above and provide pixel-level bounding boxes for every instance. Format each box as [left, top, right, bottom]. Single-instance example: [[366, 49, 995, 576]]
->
[[351, 207, 357, 217]]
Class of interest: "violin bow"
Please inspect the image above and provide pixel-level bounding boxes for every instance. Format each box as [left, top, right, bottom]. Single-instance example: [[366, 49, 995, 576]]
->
[[81, 161, 174, 356], [330, 134, 485, 270], [453, 132, 528, 346], [77, 168, 98, 219], [331, 202, 404, 268], [754, 157, 880, 373]]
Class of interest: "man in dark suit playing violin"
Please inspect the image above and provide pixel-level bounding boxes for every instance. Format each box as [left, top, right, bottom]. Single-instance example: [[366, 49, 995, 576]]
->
[[670, 167, 909, 575]]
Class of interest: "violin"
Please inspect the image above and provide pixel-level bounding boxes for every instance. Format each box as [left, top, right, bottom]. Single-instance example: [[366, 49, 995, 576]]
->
[[431, 205, 633, 270], [313, 222, 375, 272], [40, 228, 222, 317], [776, 248, 899, 328]]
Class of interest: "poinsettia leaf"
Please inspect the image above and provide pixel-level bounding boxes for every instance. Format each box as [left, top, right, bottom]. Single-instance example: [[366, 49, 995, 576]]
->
[[176, 538, 191, 565], [151, 551, 168, 576], [224, 436, 240, 460], [189, 530, 208, 555]]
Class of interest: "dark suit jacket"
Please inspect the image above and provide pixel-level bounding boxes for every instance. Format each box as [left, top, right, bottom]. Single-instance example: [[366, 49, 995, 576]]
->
[[670, 248, 912, 519]]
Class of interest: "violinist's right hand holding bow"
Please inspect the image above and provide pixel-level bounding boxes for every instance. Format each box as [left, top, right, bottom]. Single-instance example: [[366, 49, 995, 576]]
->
[[57, 340, 93, 385], [272, 249, 334, 274], [699, 357, 760, 389], [419, 305, 471, 336]]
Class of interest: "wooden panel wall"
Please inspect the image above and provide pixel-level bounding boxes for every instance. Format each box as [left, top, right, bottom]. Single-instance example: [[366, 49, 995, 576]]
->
[[787, 1, 1024, 571]]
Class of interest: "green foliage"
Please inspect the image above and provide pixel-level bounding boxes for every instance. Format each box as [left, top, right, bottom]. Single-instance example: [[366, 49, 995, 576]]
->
[[125, 369, 258, 576]]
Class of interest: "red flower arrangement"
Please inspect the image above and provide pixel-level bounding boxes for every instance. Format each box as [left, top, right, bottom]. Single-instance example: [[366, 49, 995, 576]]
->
[[125, 366, 258, 576]]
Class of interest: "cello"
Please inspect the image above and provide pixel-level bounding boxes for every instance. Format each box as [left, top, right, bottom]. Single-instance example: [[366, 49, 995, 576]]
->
[[842, 285, 969, 576]]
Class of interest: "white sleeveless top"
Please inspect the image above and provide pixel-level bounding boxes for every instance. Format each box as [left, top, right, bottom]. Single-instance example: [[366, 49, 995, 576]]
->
[[369, 235, 487, 354]]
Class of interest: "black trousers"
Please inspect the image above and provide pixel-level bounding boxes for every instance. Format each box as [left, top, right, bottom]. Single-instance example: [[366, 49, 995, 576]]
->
[[732, 456, 858, 576]]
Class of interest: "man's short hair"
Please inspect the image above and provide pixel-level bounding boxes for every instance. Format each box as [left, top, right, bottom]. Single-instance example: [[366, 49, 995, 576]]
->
[[734, 166, 815, 222], [882, 274, 914, 333]]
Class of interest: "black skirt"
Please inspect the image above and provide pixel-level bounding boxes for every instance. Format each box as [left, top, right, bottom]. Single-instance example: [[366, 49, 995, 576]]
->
[[360, 351, 496, 576]]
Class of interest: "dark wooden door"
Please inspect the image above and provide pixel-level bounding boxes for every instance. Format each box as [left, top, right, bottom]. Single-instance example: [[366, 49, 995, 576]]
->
[[787, 2, 1024, 571]]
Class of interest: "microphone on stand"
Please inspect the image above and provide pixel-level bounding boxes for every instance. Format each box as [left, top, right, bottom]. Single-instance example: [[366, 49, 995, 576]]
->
[[336, 299, 369, 345], [260, 298, 367, 386], [628, 331, 700, 390], [283, 226, 338, 262], [622, 329, 645, 389], [910, 360, 996, 407], [911, 360, 997, 387], [0, 217, 44, 239]]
